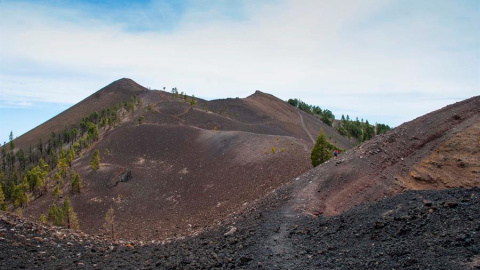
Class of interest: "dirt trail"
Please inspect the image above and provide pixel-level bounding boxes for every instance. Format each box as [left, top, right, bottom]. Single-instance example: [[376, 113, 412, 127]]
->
[[298, 110, 315, 144], [259, 175, 316, 267], [175, 107, 191, 117], [265, 205, 298, 265]]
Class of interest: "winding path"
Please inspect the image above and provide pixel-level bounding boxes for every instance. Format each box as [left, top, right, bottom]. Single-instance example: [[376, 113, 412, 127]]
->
[[298, 111, 315, 144], [259, 175, 316, 267]]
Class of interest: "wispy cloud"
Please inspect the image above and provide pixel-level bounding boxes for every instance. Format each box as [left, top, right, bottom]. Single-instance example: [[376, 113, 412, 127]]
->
[[0, 0, 478, 129], [0, 100, 33, 109]]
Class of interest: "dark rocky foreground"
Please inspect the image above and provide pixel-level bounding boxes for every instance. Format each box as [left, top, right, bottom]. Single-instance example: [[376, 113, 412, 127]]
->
[[1, 188, 479, 269]]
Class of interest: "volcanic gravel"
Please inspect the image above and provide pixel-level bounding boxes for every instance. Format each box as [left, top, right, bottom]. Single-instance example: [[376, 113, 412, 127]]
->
[[1, 187, 478, 269]]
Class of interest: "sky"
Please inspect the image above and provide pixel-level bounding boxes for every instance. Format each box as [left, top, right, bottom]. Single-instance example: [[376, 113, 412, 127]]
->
[[0, 0, 479, 144]]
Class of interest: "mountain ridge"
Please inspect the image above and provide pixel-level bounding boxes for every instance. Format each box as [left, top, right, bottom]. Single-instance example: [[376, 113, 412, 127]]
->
[[1, 81, 478, 268], [4, 78, 354, 239]]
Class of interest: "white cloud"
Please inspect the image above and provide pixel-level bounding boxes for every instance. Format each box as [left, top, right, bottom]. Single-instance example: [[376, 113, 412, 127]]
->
[[0, 0, 478, 127], [0, 100, 33, 109]]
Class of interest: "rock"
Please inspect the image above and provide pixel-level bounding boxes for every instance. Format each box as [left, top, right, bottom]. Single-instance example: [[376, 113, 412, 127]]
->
[[422, 200, 432, 207], [238, 256, 252, 265], [224, 227, 237, 236], [32, 237, 43, 242], [444, 201, 458, 208], [53, 232, 65, 240]]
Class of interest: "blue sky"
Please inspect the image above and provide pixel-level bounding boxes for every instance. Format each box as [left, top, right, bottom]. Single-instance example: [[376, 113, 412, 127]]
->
[[1, 0, 479, 144]]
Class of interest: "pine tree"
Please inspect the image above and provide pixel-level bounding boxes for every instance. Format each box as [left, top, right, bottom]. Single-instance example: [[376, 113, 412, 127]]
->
[[37, 138, 43, 156], [62, 196, 80, 230], [90, 150, 100, 171], [86, 122, 99, 141], [66, 148, 75, 167], [310, 131, 333, 167], [71, 173, 82, 193], [47, 203, 57, 224], [16, 149, 25, 171], [189, 95, 196, 108], [57, 158, 68, 178], [0, 183, 6, 211], [70, 127, 78, 142], [52, 185, 62, 199], [362, 120, 375, 142], [38, 158, 50, 173], [12, 178, 30, 207], [47, 203, 63, 226], [9, 131, 14, 150], [24, 165, 46, 195]]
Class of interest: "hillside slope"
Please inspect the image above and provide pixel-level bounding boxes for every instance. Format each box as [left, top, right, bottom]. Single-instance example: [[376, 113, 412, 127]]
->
[[16, 79, 353, 239], [1, 95, 478, 269], [292, 95, 479, 217]]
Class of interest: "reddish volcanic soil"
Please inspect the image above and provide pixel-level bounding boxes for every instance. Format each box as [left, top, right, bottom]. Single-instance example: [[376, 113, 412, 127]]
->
[[1, 79, 478, 269], [18, 78, 355, 240], [290, 95, 479, 217]]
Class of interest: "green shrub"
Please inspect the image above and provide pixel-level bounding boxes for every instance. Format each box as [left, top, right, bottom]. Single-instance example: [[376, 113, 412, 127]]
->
[[311, 131, 336, 167], [39, 214, 46, 224]]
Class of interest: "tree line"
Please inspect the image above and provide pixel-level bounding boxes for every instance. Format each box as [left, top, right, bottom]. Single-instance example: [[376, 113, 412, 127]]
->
[[287, 98, 391, 143]]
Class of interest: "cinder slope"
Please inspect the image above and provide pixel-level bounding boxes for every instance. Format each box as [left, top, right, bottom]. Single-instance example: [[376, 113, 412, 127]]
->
[[14, 78, 148, 150], [20, 79, 353, 239], [2, 94, 478, 270], [1, 185, 478, 269], [192, 91, 353, 150], [244, 91, 352, 149], [293, 95, 480, 216]]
